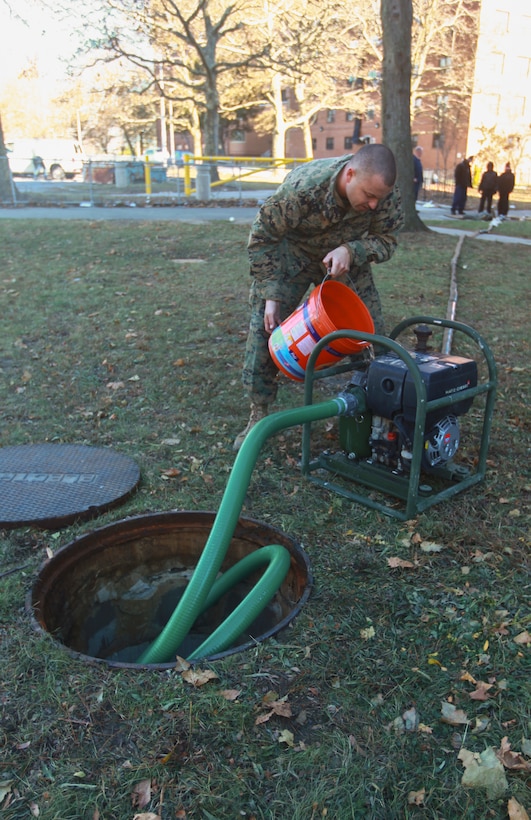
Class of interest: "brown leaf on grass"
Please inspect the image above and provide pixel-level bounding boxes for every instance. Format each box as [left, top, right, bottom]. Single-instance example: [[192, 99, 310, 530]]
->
[[513, 630, 531, 646], [131, 779, 151, 809], [160, 467, 182, 478], [255, 699, 292, 725], [174, 655, 191, 671], [441, 701, 469, 726], [469, 681, 494, 701], [496, 737, 531, 771], [133, 814, 160, 820], [182, 668, 219, 687], [460, 670, 476, 684], [407, 788, 426, 806], [508, 797, 530, 820], [387, 556, 416, 569], [220, 689, 241, 701], [106, 380, 125, 390]]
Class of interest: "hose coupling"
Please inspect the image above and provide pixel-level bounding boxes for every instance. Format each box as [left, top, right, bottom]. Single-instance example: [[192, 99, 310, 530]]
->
[[336, 386, 366, 417]]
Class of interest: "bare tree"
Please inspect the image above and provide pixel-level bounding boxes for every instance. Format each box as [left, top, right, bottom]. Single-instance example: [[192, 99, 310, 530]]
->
[[0, 114, 16, 203], [79, 0, 271, 164], [381, 0, 426, 231]]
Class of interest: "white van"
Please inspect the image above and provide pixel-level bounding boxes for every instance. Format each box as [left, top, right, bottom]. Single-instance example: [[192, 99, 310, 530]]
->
[[6, 138, 85, 179]]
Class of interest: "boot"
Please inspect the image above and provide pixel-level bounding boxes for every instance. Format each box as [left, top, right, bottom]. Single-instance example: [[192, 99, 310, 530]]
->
[[233, 403, 269, 450]]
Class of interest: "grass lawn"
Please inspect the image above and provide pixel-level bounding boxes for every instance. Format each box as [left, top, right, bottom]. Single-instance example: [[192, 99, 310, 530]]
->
[[0, 220, 529, 819]]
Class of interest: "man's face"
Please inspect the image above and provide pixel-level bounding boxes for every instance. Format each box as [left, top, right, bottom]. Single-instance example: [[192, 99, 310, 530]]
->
[[344, 168, 392, 212]]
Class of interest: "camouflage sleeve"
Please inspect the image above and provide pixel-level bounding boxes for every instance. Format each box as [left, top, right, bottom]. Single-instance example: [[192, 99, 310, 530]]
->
[[342, 187, 404, 268], [247, 191, 310, 301]]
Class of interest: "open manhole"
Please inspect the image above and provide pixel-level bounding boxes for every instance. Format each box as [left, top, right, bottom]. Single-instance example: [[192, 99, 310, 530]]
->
[[29, 511, 313, 669]]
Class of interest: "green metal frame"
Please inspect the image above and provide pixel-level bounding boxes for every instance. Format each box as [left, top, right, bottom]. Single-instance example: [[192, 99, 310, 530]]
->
[[300, 316, 498, 520]]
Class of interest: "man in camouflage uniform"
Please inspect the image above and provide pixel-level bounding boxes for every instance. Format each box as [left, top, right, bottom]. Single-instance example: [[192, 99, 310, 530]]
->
[[234, 143, 404, 449]]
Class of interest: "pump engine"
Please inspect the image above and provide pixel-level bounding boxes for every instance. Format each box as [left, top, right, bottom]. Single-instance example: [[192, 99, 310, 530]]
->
[[339, 349, 478, 474]]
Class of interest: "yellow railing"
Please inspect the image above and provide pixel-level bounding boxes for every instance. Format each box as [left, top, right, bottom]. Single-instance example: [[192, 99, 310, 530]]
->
[[181, 154, 311, 197]]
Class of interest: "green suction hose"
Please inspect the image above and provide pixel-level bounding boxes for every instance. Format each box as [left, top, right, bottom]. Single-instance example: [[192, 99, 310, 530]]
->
[[138, 397, 350, 665], [187, 543, 291, 660]]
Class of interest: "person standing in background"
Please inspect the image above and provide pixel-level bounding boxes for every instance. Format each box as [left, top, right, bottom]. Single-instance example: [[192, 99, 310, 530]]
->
[[413, 146, 424, 202], [478, 161, 498, 215], [497, 162, 515, 218], [451, 156, 473, 215]]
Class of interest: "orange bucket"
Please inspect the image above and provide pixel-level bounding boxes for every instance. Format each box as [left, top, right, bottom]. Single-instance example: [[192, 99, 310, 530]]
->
[[268, 280, 375, 382]]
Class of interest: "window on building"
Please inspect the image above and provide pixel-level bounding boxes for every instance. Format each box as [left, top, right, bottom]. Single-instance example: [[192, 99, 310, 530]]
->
[[432, 133, 444, 149], [326, 137, 335, 150], [439, 56, 452, 69], [326, 110, 336, 123], [346, 112, 355, 121], [230, 129, 245, 142], [366, 108, 375, 120], [312, 138, 317, 150], [493, 9, 509, 34], [344, 137, 353, 150], [414, 97, 422, 109]]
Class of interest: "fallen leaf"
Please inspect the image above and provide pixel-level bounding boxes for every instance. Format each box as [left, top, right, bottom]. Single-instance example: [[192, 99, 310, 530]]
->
[[458, 747, 508, 798], [402, 707, 419, 732], [460, 671, 476, 684], [522, 737, 531, 757], [469, 681, 494, 701], [420, 540, 445, 553], [270, 700, 292, 718], [514, 631, 530, 646], [182, 668, 219, 687], [131, 779, 151, 809], [106, 381, 125, 390], [174, 656, 191, 671], [360, 625, 375, 640], [0, 780, 12, 803], [161, 467, 182, 478], [133, 814, 160, 820], [278, 729, 295, 747], [508, 797, 530, 820], [407, 788, 426, 806], [496, 737, 531, 771], [387, 556, 415, 569], [220, 689, 241, 701], [255, 699, 292, 724], [441, 701, 469, 726], [29, 804, 39, 817]]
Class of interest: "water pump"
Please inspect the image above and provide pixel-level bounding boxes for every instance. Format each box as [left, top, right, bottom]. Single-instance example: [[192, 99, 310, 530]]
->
[[339, 346, 477, 473], [300, 316, 497, 520]]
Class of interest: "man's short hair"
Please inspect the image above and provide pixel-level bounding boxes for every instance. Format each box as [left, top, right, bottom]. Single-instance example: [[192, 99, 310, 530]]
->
[[351, 144, 397, 187]]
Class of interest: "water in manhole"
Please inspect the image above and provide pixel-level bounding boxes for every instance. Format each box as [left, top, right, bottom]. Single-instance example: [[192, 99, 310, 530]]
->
[[29, 511, 313, 669]]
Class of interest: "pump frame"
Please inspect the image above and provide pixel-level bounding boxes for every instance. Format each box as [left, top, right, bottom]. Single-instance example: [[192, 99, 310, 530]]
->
[[300, 316, 497, 520]]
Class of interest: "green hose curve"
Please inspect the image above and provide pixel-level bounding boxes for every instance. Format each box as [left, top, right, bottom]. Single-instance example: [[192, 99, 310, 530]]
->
[[187, 544, 291, 660], [138, 398, 347, 664]]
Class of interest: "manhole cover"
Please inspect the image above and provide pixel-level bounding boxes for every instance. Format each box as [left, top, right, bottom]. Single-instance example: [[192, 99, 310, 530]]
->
[[0, 444, 140, 529]]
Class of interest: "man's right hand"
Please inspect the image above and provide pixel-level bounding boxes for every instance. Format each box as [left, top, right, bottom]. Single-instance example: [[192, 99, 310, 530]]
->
[[264, 300, 281, 335]]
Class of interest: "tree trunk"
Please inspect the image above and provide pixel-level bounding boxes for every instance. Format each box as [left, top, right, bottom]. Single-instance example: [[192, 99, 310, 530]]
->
[[0, 115, 17, 204], [380, 0, 427, 232]]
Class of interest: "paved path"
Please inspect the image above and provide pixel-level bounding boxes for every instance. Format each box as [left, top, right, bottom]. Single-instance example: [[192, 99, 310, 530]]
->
[[1, 198, 530, 245]]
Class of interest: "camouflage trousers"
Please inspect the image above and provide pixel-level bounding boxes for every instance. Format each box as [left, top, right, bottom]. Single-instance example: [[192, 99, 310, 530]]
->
[[242, 262, 385, 405]]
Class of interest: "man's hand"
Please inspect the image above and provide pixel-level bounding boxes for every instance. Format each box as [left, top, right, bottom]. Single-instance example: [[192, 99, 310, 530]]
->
[[264, 299, 281, 335], [322, 246, 351, 278]]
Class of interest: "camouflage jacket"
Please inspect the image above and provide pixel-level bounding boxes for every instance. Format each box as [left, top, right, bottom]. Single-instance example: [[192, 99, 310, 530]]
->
[[248, 154, 404, 301]]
